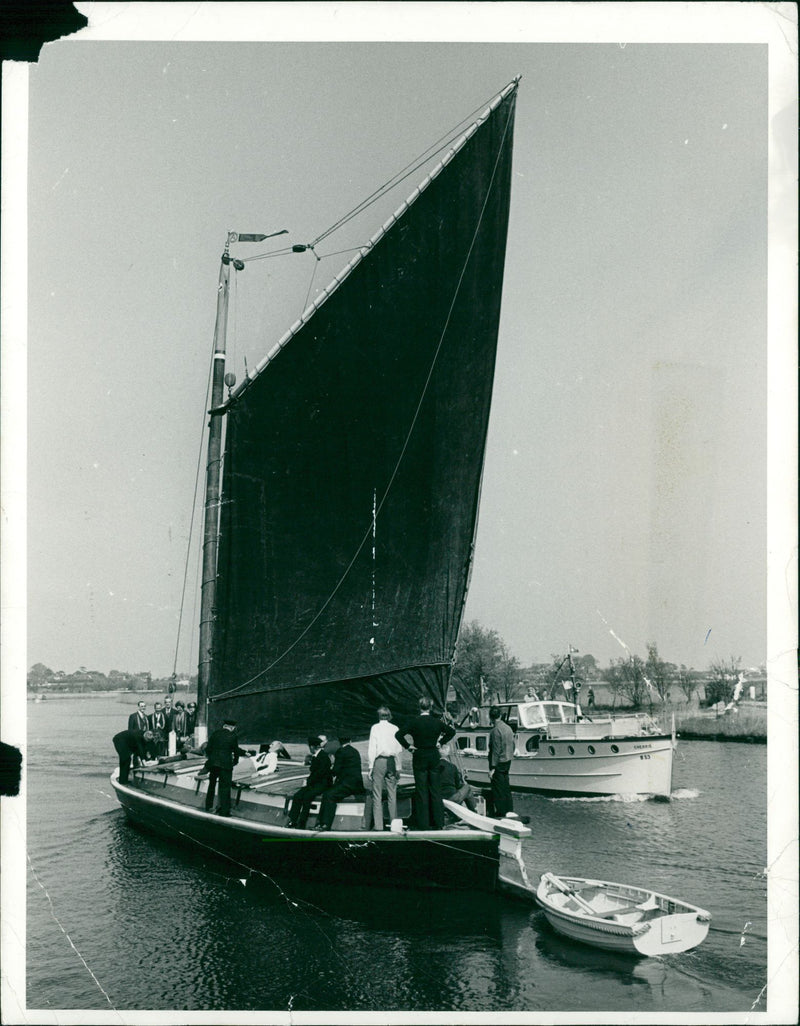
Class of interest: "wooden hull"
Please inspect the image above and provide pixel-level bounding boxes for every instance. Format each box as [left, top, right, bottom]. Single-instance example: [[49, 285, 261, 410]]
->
[[454, 732, 674, 797], [111, 767, 501, 893], [536, 874, 711, 957]]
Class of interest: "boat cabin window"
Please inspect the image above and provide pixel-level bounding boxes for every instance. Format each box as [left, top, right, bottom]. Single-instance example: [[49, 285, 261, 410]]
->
[[475, 735, 488, 752], [525, 736, 540, 753], [518, 704, 548, 729], [543, 703, 566, 723], [456, 736, 470, 750]]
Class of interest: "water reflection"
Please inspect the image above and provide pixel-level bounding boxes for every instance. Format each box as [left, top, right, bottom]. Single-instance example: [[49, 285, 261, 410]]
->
[[103, 815, 513, 1010]]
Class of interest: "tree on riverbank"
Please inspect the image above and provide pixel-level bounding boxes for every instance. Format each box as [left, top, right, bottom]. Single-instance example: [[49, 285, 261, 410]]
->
[[704, 655, 742, 707], [645, 643, 672, 703], [606, 654, 649, 708], [676, 665, 699, 704], [450, 621, 522, 705]]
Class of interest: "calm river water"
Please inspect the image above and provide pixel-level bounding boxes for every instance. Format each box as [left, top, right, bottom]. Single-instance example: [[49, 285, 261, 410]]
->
[[23, 695, 768, 1017]]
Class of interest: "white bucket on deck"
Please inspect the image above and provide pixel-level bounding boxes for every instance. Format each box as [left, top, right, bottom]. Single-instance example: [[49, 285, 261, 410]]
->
[[390, 819, 404, 834]]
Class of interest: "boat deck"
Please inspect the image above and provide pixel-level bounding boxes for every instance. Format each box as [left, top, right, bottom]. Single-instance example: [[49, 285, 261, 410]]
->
[[129, 754, 421, 832]]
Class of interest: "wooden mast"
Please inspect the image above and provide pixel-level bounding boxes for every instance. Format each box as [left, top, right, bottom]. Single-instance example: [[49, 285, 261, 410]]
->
[[195, 234, 234, 743], [195, 230, 286, 743]]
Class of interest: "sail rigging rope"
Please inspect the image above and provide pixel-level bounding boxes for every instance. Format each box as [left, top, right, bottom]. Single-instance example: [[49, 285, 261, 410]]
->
[[171, 325, 219, 679], [301, 248, 321, 315], [310, 91, 502, 248], [240, 87, 507, 266], [124, 807, 369, 985], [212, 93, 516, 702]]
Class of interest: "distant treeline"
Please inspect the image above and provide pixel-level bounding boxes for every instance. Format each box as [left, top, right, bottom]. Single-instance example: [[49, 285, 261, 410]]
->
[[450, 622, 767, 711], [28, 624, 766, 713], [27, 663, 196, 694]]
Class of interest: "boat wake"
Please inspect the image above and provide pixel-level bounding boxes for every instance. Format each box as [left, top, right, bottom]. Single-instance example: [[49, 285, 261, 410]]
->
[[550, 787, 698, 804], [551, 793, 656, 804]]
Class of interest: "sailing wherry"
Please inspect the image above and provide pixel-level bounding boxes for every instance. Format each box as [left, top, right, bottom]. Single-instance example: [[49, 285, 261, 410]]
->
[[112, 79, 526, 891], [109, 79, 712, 955]]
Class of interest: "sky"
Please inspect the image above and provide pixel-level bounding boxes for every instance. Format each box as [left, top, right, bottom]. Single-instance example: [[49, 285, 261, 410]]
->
[[14, 4, 796, 681]]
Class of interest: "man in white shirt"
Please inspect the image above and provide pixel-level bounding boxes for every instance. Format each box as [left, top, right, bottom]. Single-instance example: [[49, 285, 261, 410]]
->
[[367, 706, 404, 830]]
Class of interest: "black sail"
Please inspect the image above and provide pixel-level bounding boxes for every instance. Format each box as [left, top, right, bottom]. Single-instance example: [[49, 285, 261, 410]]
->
[[209, 84, 518, 740]]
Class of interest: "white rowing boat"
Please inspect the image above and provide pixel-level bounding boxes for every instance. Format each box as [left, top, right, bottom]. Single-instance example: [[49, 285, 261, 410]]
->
[[536, 871, 711, 957]]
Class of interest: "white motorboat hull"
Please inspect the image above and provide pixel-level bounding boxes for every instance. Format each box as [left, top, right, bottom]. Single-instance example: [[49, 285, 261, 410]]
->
[[454, 731, 674, 797], [536, 873, 711, 956]]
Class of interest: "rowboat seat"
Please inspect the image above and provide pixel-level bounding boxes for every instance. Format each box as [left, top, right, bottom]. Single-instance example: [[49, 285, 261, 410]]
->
[[597, 894, 660, 919]]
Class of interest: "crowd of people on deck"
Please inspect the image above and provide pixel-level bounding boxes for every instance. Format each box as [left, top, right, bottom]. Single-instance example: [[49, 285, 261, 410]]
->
[[113, 694, 516, 831], [112, 695, 199, 783]]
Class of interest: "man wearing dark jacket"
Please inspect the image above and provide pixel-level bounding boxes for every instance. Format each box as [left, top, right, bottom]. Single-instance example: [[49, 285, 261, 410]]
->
[[395, 696, 455, 829], [203, 720, 246, 816], [113, 728, 153, 785], [127, 700, 150, 734], [148, 702, 168, 758], [163, 695, 175, 733], [185, 702, 197, 738], [288, 736, 333, 828], [437, 743, 479, 812], [488, 705, 515, 817], [316, 737, 365, 830]]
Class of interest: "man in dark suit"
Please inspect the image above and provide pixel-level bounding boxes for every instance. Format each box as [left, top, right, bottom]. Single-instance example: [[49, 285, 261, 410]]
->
[[203, 719, 246, 816], [185, 702, 197, 738], [148, 702, 167, 757], [287, 735, 332, 828], [127, 700, 150, 764], [162, 695, 175, 733], [128, 700, 149, 734], [113, 728, 153, 785], [395, 696, 455, 829], [316, 737, 365, 830]]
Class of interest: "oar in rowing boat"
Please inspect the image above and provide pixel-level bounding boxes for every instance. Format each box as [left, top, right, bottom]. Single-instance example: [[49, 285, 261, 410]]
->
[[542, 873, 598, 916]]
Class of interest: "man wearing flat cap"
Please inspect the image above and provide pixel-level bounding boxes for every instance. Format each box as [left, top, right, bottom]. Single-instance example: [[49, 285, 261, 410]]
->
[[204, 719, 246, 816]]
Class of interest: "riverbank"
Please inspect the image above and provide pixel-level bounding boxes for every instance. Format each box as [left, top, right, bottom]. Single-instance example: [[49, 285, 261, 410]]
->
[[584, 701, 768, 743], [673, 706, 767, 743]]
